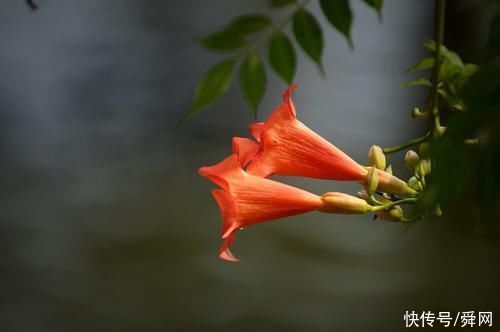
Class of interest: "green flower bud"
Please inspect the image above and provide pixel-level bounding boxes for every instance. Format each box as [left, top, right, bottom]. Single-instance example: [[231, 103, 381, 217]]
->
[[368, 145, 386, 170], [411, 107, 428, 119], [437, 126, 447, 136], [417, 159, 431, 177], [385, 164, 393, 175], [407, 176, 423, 191], [419, 142, 430, 156], [365, 167, 379, 194], [404, 150, 419, 171], [432, 204, 442, 217], [377, 205, 403, 222]]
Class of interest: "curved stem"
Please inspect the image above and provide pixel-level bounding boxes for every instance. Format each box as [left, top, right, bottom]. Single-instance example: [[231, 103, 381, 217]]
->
[[429, 0, 446, 136], [382, 133, 430, 154], [401, 215, 423, 223], [371, 198, 418, 212]]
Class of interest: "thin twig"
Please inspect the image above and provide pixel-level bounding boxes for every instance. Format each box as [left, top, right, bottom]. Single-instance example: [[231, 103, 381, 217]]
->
[[382, 132, 430, 154], [371, 198, 418, 212], [429, 0, 446, 135]]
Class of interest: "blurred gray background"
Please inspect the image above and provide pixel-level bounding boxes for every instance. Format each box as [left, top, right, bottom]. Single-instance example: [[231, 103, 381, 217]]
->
[[1, 0, 498, 331]]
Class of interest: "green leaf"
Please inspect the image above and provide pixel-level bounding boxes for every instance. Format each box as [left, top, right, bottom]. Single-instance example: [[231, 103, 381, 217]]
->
[[440, 60, 463, 82], [362, 0, 383, 13], [269, 0, 296, 7], [239, 52, 266, 116], [292, 8, 324, 71], [198, 29, 247, 52], [181, 58, 236, 124], [424, 40, 464, 67], [319, 0, 353, 46], [462, 63, 478, 78], [268, 31, 296, 84], [400, 77, 432, 88], [229, 14, 272, 35], [407, 57, 435, 72], [198, 15, 272, 52]]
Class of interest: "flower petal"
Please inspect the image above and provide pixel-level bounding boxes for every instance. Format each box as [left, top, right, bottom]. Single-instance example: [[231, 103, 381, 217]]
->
[[249, 122, 265, 142], [282, 83, 298, 118], [212, 189, 239, 238], [199, 155, 243, 191], [232, 137, 259, 167], [219, 230, 239, 262]]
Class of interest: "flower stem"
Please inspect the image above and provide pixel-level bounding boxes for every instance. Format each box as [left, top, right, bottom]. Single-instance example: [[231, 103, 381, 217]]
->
[[401, 215, 423, 223], [382, 133, 430, 154], [371, 198, 418, 212]]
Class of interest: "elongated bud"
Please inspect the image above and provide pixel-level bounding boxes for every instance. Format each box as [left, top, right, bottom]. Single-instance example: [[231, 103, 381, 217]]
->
[[407, 176, 423, 191], [419, 142, 430, 156], [437, 126, 447, 136], [319, 192, 372, 214], [417, 159, 431, 177], [365, 167, 379, 194], [411, 107, 428, 119], [368, 145, 386, 170], [377, 205, 403, 222], [432, 204, 442, 217], [385, 164, 393, 175], [374, 197, 403, 222], [405, 150, 420, 171]]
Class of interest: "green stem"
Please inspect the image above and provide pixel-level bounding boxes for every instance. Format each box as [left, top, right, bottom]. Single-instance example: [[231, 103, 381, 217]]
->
[[382, 133, 430, 154], [247, 0, 311, 52], [401, 215, 423, 223], [429, 0, 446, 136], [371, 198, 418, 212]]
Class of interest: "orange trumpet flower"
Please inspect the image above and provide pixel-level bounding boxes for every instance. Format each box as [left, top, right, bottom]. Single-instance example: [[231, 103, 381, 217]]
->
[[200, 154, 323, 261], [246, 85, 415, 196], [199, 154, 372, 261]]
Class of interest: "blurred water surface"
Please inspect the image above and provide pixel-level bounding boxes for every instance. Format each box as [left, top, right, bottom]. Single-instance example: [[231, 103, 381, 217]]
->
[[0, 1, 499, 331]]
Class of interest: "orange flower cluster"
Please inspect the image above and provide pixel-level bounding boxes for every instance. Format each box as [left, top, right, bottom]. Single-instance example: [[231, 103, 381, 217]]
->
[[200, 85, 414, 261]]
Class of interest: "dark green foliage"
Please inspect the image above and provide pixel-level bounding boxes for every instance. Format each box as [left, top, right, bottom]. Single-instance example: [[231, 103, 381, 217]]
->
[[292, 8, 324, 71], [198, 29, 247, 52], [404, 41, 478, 111], [407, 57, 435, 72], [186, 0, 384, 122], [416, 64, 500, 216], [319, 0, 353, 47], [268, 31, 297, 84], [362, 0, 383, 13], [239, 52, 267, 116], [229, 15, 273, 34], [401, 77, 432, 88], [198, 14, 272, 52], [181, 58, 236, 124]]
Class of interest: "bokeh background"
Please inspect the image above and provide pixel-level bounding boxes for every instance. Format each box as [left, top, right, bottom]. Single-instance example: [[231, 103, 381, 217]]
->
[[1, 0, 498, 331]]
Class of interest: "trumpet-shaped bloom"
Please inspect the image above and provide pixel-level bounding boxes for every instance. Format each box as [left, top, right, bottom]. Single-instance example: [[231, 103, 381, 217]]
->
[[246, 85, 414, 196], [199, 154, 323, 261], [246, 84, 366, 180]]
